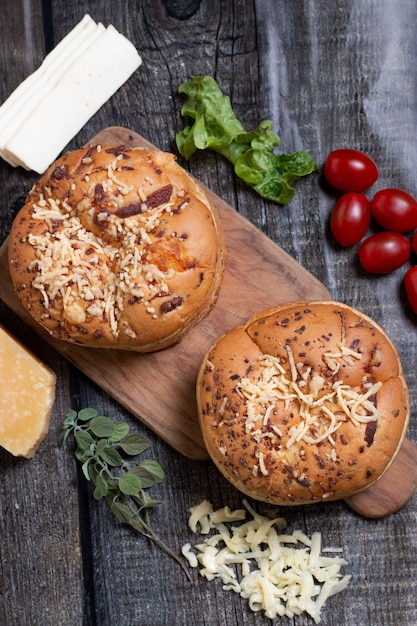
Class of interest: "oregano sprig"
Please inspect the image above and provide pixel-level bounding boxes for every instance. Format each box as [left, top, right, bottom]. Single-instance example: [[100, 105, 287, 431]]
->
[[59, 407, 192, 581]]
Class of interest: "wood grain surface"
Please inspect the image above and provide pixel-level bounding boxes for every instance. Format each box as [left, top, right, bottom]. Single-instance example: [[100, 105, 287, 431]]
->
[[1, 2, 417, 626]]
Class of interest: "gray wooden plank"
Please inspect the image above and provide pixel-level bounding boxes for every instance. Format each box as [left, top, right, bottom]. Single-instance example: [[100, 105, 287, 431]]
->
[[0, 0, 416, 625]]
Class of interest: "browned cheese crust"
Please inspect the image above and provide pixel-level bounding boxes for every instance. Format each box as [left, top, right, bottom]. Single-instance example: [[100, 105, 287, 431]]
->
[[197, 301, 410, 505], [8, 144, 226, 351]]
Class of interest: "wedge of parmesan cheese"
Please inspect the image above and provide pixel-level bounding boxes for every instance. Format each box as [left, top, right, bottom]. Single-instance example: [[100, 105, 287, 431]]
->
[[182, 500, 350, 624], [0, 15, 142, 173], [0, 325, 56, 458]]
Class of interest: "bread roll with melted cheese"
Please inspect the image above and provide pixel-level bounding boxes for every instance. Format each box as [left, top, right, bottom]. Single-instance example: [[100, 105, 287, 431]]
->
[[8, 144, 225, 351], [197, 301, 410, 505]]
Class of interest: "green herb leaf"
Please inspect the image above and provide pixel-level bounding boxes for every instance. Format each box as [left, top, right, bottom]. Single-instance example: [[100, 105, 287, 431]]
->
[[81, 459, 92, 482], [109, 500, 134, 525], [117, 433, 150, 456], [98, 445, 123, 467], [139, 459, 165, 483], [130, 466, 157, 489], [119, 472, 143, 496], [74, 429, 95, 452], [133, 491, 163, 510], [93, 471, 109, 500], [108, 422, 130, 442], [78, 407, 98, 422], [89, 415, 117, 438], [61, 408, 77, 430], [87, 462, 100, 484], [176, 76, 318, 204], [95, 438, 107, 456]]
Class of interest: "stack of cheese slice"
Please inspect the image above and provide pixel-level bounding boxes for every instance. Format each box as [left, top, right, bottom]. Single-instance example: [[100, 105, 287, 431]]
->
[[0, 325, 56, 458], [0, 14, 142, 174]]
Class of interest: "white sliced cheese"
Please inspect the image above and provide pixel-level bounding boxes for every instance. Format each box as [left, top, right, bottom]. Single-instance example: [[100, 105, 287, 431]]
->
[[0, 15, 101, 165], [1, 17, 141, 173], [0, 15, 94, 117]]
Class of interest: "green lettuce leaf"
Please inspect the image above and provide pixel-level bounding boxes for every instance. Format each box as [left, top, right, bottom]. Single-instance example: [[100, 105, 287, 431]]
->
[[175, 76, 318, 204]]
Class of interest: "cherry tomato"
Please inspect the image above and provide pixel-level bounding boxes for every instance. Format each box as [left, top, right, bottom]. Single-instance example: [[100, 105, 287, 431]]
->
[[358, 232, 411, 274], [371, 188, 417, 232], [412, 231, 417, 255], [405, 266, 417, 314], [324, 149, 379, 192], [330, 193, 371, 246]]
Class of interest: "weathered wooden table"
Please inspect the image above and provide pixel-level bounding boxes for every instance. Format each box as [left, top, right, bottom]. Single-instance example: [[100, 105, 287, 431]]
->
[[1, 1, 416, 625]]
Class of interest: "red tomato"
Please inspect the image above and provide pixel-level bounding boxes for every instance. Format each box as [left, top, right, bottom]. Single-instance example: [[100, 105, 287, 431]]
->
[[324, 149, 379, 192], [358, 232, 411, 274], [330, 193, 371, 246], [412, 231, 417, 255], [371, 188, 417, 232], [405, 266, 417, 314]]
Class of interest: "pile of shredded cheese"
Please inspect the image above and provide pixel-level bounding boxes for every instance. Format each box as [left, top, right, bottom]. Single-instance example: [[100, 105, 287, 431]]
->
[[182, 500, 350, 623]]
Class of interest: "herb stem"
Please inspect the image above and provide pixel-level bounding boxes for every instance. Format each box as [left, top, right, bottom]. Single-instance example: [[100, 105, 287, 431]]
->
[[59, 408, 193, 584], [125, 498, 193, 584]]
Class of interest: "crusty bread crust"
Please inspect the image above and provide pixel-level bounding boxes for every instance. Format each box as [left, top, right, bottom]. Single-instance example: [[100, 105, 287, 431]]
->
[[197, 301, 410, 505], [8, 144, 225, 351]]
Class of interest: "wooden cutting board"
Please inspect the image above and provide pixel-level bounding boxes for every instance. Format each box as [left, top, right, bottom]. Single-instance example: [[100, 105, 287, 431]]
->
[[0, 126, 329, 459], [1, 126, 416, 518]]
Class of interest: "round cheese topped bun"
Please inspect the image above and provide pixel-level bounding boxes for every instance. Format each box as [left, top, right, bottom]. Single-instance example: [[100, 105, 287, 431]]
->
[[8, 144, 225, 352], [197, 301, 410, 505]]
